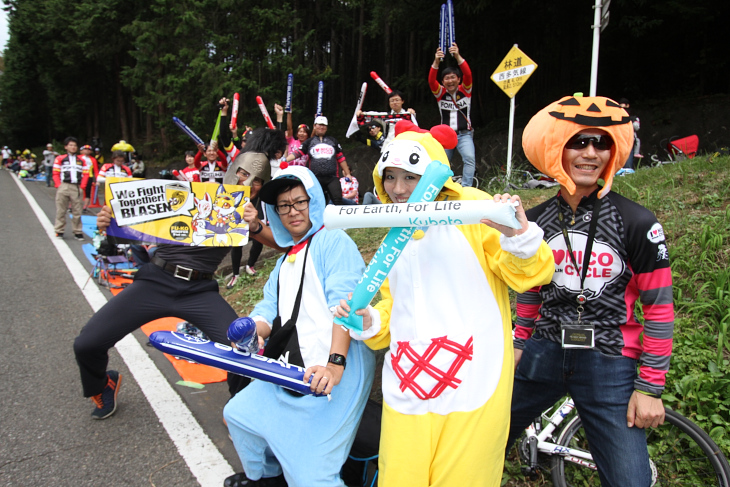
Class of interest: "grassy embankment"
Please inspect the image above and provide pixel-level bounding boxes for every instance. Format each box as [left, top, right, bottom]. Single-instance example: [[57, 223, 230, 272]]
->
[[220, 154, 730, 484]]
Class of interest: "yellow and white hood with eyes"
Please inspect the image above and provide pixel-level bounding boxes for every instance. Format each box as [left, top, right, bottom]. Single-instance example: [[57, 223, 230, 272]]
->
[[373, 121, 461, 204]]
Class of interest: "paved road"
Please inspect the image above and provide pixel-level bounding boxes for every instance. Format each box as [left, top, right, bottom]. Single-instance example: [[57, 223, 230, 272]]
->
[[0, 170, 242, 486]]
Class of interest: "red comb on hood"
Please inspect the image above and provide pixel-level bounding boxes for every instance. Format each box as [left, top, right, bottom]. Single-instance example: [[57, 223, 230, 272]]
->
[[394, 120, 457, 150]]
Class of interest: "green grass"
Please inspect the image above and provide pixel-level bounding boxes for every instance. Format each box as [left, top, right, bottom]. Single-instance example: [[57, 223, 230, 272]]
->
[[221, 155, 730, 485]]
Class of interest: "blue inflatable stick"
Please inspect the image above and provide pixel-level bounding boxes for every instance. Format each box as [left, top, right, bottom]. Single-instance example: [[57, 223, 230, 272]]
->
[[334, 160, 453, 334], [285, 74, 294, 113], [148, 331, 326, 397], [316, 81, 324, 117], [447, 0, 456, 47], [172, 117, 205, 147], [439, 4, 448, 53]]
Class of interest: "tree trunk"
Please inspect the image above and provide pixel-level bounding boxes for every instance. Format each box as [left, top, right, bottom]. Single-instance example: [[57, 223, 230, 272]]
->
[[357, 4, 364, 89], [131, 97, 139, 142], [384, 17, 391, 83], [146, 111, 153, 148], [158, 103, 168, 153], [115, 57, 129, 141], [408, 31, 415, 79]]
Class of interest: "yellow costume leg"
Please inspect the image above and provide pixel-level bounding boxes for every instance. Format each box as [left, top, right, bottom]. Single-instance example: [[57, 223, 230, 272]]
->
[[379, 392, 510, 486], [378, 401, 438, 487]]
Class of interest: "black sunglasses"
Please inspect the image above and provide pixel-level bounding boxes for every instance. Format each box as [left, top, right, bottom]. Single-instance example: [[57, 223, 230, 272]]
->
[[567, 134, 614, 151]]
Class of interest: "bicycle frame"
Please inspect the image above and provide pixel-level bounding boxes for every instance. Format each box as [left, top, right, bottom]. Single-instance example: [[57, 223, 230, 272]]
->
[[521, 397, 596, 473]]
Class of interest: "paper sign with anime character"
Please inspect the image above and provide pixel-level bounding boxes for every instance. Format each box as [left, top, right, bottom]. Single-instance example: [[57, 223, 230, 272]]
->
[[105, 177, 251, 246]]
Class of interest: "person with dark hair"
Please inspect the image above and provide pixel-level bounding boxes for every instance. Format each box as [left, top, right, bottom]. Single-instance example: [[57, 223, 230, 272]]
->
[[223, 165, 374, 487], [429, 42, 476, 187], [80, 145, 100, 211], [507, 95, 674, 487], [285, 116, 352, 205], [97, 151, 133, 182], [179, 150, 200, 182], [353, 120, 386, 150], [52, 136, 91, 240], [285, 111, 311, 167], [383, 89, 417, 147], [335, 121, 553, 486], [94, 147, 105, 166], [355, 89, 417, 152], [225, 126, 288, 287], [95, 151, 133, 206], [194, 140, 228, 184], [72, 154, 270, 420], [130, 152, 146, 178]]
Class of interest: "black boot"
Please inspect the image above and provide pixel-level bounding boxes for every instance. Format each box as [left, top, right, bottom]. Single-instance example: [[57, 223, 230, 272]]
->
[[224, 472, 255, 487], [259, 474, 287, 486]]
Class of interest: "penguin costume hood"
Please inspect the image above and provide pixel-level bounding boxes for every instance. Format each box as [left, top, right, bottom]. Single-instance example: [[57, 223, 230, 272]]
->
[[522, 94, 634, 198], [258, 164, 326, 247], [373, 120, 461, 203]]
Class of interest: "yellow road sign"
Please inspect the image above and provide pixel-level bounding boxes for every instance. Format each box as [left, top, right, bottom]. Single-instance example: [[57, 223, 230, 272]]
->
[[491, 45, 538, 98]]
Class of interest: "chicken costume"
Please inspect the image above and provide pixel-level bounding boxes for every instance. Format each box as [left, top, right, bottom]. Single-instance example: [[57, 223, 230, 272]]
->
[[354, 122, 554, 486]]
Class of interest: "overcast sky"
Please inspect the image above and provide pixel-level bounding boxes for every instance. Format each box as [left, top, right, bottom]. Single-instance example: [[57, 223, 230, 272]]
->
[[0, 8, 8, 52]]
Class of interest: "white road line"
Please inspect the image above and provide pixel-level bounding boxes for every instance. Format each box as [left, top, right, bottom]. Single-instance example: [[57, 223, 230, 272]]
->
[[11, 174, 234, 486]]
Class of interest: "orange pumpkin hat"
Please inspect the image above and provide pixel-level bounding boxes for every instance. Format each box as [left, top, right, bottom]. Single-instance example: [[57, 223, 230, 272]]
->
[[522, 95, 634, 198]]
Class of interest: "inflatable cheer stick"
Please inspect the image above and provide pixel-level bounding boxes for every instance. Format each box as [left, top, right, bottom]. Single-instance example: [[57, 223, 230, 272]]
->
[[346, 82, 368, 138], [210, 110, 223, 146], [285, 74, 293, 113], [172, 169, 193, 182], [256, 96, 276, 129], [316, 81, 324, 117], [230, 93, 240, 130], [334, 160, 453, 334], [324, 199, 520, 230], [447, 0, 456, 48], [173, 117, 205, 146], [149, 331, 326, 397], [439, 4, 448, 53], [370, 71, 392, 94]]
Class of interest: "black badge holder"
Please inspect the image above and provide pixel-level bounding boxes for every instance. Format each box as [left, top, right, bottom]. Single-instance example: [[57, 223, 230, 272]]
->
[[557, 197, 603, 349]]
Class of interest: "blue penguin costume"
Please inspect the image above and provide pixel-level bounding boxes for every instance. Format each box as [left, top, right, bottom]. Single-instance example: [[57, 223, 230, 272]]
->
[[223, 165, 375, 486]]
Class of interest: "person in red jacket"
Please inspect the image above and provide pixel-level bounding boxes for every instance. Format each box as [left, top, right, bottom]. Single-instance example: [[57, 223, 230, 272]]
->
[[194, 141, 228, 184], [97, 151, 133, 182], [180, 151, 201, 182], [428, 42, 476, 187], [80, 144, 100, 212], [53, 136, 91, 240]]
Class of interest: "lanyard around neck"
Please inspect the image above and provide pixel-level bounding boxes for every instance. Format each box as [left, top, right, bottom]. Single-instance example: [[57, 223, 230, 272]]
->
[[556, 196, 603, 316]]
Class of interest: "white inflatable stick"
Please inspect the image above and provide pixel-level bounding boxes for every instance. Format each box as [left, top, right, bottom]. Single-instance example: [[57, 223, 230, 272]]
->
[[324, 199, 520, 230], [346, 82, 368, 138]]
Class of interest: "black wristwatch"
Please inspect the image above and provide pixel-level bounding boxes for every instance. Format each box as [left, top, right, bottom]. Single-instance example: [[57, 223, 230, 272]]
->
[[328, 353, 346, 369], [250, 221, 264, 235]]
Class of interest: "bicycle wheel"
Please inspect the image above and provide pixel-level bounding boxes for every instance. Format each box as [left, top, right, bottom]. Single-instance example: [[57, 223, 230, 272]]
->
[[551, 408, 730, 487]]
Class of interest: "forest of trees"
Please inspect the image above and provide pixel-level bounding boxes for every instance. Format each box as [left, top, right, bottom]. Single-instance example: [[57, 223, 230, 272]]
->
[[0, 0, 728, 158]]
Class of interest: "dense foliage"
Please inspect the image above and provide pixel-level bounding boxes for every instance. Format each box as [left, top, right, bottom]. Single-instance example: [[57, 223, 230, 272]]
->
[[1, 0, 728, 156]]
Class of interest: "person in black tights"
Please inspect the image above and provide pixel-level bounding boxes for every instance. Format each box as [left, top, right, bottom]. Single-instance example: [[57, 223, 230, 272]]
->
[[224, 128, 287, 288]]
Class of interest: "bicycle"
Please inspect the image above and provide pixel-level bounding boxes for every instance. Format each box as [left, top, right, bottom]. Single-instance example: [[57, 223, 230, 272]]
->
[[515, 396, 730, 486]]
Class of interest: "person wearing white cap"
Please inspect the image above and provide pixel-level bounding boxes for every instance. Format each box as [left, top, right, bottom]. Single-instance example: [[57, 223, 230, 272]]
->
[[285, 115, 352, 205], [43, 143, 59, 187]]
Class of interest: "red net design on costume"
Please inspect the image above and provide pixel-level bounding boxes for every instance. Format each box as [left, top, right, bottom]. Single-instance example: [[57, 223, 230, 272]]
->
[[391, 336, 474, 400]]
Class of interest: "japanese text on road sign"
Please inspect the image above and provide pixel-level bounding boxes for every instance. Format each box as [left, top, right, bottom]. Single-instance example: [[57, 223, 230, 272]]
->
[[491, 45, 537, 99]]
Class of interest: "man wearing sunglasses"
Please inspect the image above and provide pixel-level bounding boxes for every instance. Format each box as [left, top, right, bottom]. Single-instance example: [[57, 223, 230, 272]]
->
[[506, 95, 675, 487]]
